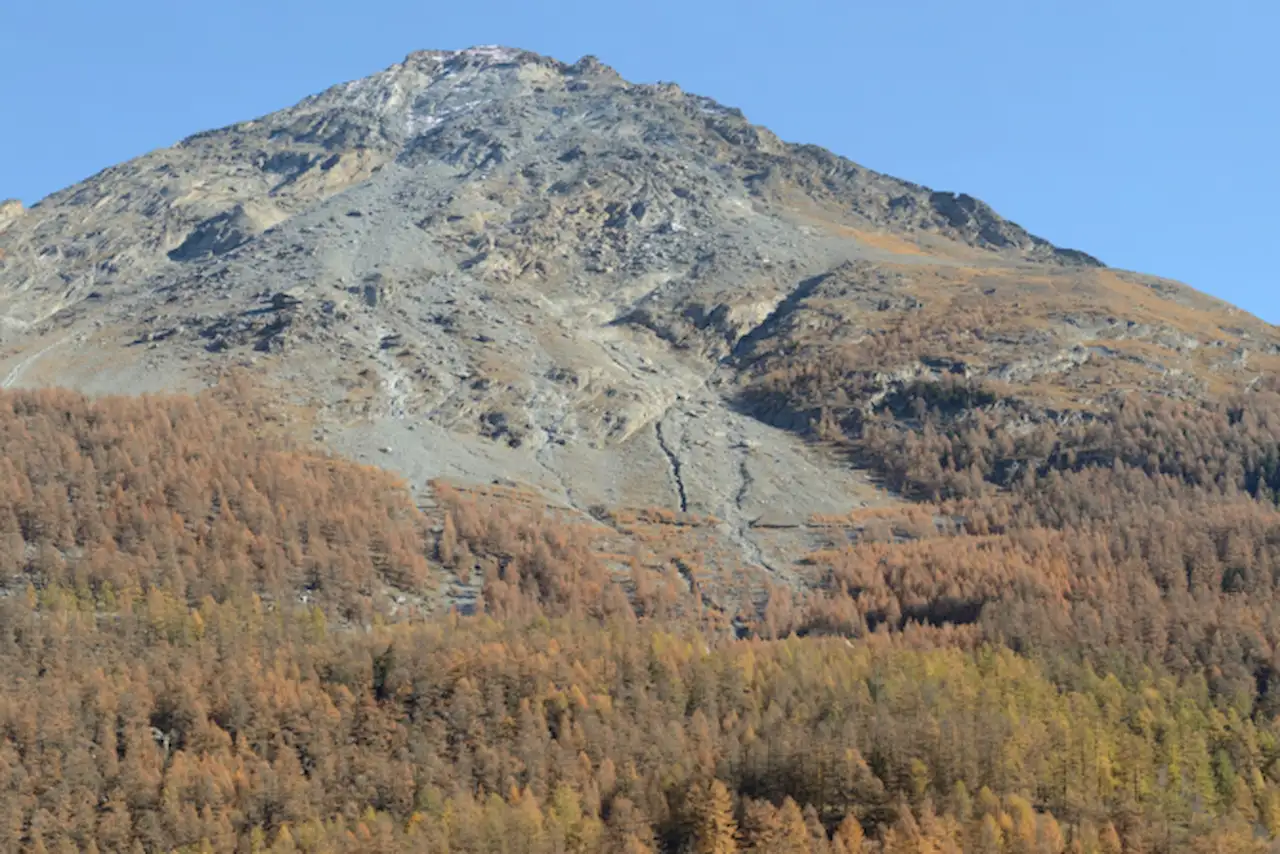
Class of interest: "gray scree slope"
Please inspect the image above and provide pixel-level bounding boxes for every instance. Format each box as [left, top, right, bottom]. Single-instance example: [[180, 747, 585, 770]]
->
[[0, 46, 1106, 569]]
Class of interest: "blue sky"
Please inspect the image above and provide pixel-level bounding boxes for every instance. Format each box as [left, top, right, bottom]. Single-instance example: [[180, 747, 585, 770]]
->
[[1, 0, 1276, 321]]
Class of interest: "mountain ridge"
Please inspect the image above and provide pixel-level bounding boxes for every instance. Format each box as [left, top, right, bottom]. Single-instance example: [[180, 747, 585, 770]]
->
[[3, 46, 1100, 323]]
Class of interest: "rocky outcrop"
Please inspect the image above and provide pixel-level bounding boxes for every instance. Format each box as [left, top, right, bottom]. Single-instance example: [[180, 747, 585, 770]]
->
[[169, 201, 288, 261], [0, 199, 22, 233]]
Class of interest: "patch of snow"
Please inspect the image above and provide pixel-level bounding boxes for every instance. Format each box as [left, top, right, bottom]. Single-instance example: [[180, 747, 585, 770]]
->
[[404, 97, 492, 139], [404, 113, 443, 138], [461, 45, 522, 62]]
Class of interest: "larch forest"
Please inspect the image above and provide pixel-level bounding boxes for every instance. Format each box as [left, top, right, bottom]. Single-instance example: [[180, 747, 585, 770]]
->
[[2, 44, 1280, 854]]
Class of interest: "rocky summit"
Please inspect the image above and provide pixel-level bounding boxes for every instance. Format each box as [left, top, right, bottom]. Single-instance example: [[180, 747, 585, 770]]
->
[[1, 45, 1276, 600]]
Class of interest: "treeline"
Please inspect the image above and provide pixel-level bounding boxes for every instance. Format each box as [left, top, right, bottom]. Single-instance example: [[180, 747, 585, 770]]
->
[[432, 485, 744, 630], [732, 351, 1280, 715], [0, 387, 431, 620], [743, 365, 1280, 506]]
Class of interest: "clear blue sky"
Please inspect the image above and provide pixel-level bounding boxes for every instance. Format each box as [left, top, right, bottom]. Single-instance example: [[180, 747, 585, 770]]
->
[[2, 1, 1276, 321]]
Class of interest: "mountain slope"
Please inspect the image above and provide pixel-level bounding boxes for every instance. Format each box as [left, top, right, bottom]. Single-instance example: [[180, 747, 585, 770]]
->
[[0, 45, 1275, 589], [11, 46, 1280, 854]]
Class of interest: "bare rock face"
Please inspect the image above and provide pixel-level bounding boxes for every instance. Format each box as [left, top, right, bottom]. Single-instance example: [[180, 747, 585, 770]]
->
[[0, 45, 1274, 584], [0, 200, 21, 233], [169, 201, 289, 261]]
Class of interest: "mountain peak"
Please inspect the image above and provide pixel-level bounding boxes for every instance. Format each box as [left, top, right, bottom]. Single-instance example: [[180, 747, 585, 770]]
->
[[411, 44, 527, 61], [400, 45, 619, 75], [401, 45, 544, 70], [281, 45, 625, 144]]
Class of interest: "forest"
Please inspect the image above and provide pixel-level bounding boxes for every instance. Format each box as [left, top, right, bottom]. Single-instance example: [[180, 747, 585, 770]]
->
[[6, 376, 1280, 853]]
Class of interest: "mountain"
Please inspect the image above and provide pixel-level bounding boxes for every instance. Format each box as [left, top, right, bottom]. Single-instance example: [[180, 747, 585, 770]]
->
[[8, 45, 1280, 854], [4, 47, 1273, 585]]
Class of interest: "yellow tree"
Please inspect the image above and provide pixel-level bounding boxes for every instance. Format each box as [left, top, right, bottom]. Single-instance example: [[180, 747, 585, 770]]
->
[[777, 798, 813, 854], [740, 800, 784, 854], [974, 814, 1003, 854], [832, 813, 866, 854], [689, 779, 738, 854], [741, 797, 811, 854], [606, 797, 657, 854]]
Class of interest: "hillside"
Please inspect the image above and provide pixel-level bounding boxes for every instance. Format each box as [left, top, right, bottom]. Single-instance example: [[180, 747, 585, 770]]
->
[[5, 47, 1274, 593], [2, 45, 1280, 854]]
